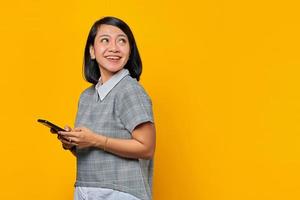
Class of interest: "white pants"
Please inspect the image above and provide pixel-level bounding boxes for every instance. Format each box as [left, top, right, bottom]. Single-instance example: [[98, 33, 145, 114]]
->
[[74, 187, 140, 200]]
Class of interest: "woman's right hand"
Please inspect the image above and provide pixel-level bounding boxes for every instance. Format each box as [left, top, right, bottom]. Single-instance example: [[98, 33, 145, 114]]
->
[[51, 126, 74, 150]]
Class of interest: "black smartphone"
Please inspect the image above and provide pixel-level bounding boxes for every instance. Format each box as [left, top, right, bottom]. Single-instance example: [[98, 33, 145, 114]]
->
[[37, 119, 65, 133]]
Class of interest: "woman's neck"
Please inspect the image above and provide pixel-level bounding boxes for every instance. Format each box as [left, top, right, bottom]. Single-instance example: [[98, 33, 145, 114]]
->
[[100, 69, 114, 84]]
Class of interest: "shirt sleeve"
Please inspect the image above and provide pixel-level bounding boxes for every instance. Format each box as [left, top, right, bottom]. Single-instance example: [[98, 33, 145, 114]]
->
[[116, 83, 154, 133]]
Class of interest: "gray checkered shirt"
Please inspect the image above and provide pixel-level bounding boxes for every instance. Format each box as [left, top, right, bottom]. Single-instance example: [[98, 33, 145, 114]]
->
[[74, 69, 154, 200]]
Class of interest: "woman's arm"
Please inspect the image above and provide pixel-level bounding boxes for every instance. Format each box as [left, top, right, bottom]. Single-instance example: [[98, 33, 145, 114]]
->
[[59, 122, 156, 160], [96, 122, 156, 159]]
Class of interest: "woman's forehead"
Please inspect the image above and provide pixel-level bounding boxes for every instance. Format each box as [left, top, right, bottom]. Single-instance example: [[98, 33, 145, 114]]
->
[[97, 24, 127, 37]]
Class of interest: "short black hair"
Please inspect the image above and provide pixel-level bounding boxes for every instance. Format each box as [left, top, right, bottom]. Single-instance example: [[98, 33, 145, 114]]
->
[[83, 16, 142, 84]]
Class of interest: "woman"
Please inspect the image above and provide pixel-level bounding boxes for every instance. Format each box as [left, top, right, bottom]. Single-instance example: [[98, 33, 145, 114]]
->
[[56, 16, 156, 200]]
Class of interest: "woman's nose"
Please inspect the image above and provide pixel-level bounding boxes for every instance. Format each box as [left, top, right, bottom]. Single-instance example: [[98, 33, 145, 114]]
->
[[108, 41, 119, 52]]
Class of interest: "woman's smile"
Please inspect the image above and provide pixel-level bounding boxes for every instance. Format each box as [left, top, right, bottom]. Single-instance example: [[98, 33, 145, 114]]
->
[[105, 55, 122, 61]]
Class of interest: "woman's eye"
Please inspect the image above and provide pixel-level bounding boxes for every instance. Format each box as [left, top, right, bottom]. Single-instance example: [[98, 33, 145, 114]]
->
[[118, 38, 127, 44], [100, 38, 109, 43]]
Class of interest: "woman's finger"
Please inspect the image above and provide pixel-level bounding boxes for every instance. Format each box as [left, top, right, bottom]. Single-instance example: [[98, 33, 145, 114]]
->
[[73, 127, 82, 132], [68, 137, 79, 143], [61, 139, 72, 146], [64, 139, 78, 146], [60, 137, 69, 143], [59, 138, 70, 144], [64, 125, 72, 131], [60, 136, 78, 144], [58, 131, 74, 137]]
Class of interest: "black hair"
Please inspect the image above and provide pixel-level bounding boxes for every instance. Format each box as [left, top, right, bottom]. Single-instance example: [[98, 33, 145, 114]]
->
[[83, 16, 142, 84]]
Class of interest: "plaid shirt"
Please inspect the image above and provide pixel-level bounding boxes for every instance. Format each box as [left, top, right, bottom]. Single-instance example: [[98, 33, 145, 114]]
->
[[74, 69, 154, 200]]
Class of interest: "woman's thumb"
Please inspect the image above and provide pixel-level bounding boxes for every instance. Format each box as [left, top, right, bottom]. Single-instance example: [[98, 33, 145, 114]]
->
[[64, 125, 72, 131]]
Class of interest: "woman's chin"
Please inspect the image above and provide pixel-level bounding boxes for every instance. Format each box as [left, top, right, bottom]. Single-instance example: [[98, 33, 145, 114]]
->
[[102, 66, 124, 74]]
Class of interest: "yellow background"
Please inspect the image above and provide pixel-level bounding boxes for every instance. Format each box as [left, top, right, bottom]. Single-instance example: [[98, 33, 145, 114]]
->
[[0, 0, 300, 199]]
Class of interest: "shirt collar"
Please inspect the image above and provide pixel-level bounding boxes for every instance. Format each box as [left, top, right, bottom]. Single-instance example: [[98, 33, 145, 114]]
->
[[95, 69, 129, 101]]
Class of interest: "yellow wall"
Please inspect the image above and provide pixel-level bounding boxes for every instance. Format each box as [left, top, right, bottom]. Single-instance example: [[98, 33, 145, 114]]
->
[[0, 0, 300, 199]]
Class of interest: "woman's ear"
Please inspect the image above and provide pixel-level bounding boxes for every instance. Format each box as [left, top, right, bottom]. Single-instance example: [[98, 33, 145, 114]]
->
[[89, 45, 96, 59]]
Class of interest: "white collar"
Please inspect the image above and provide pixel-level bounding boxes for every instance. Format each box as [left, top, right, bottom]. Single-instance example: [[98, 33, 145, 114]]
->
[[95, 69, 129, 101]]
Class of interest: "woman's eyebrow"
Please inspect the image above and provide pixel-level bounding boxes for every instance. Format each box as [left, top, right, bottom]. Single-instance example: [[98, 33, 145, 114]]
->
[[98, 34, 110, 38], [117, 34, 127, 38], [98, 34, 127, 38]]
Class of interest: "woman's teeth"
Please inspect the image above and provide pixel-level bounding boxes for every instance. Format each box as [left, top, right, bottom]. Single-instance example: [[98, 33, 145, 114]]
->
[[106, 56, 121, 60]]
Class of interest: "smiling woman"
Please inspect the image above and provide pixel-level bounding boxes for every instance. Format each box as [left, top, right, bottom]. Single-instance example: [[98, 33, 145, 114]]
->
[[83, 17, 142, 85], [89, 24, 131, 83], [56, 17, 156, 200]]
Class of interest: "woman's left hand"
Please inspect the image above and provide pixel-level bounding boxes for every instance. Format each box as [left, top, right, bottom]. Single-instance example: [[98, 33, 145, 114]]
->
[[58, 127, 98, 149]]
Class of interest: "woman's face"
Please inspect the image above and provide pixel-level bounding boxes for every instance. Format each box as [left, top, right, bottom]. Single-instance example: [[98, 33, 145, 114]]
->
[[90, 24, 130, 77]]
